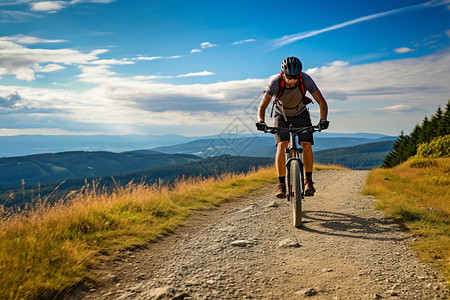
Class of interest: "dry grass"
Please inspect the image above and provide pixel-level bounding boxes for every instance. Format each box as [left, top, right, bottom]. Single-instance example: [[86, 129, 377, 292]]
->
[[0, 167, 278, 300], [363, 157, 450, 285], [313, 163, 349, 171]]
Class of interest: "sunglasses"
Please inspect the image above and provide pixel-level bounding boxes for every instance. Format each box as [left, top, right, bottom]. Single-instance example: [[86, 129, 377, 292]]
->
[[285, 75, 299, 80]]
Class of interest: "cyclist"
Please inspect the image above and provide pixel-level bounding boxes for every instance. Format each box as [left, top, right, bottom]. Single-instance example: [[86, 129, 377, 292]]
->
[[256, 56, 329, 198]]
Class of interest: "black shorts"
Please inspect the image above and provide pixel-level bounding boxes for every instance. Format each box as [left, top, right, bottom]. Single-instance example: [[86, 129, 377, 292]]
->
[[274, 110, 314, 145]]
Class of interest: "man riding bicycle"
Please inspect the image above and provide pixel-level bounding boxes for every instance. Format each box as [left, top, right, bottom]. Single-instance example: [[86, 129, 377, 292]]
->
[[256, 56, 329, 198]]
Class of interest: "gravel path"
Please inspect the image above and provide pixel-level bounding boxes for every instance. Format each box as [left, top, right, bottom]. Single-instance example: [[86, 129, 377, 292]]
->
[[70, 170, 449, 299]]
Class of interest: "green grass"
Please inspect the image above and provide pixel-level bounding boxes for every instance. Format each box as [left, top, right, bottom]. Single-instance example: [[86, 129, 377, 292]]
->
[[363, 157, 450, 286]]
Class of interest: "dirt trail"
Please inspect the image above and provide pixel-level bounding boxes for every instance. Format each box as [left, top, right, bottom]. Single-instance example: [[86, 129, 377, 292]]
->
[[70, 170, 449, 300]]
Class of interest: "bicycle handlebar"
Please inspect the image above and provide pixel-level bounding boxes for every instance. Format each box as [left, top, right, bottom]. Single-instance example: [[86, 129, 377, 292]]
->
[[261, 125, 319, 135]]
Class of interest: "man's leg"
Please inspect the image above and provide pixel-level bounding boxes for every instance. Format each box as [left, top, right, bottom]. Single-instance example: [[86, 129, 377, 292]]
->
[[300, 141, 316, 196], [300, 141, 313, 172], [275, 140, 289, 198], [276, 141, 289, 177]]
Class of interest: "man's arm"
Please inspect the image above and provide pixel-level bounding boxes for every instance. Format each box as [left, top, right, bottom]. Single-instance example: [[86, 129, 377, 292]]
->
[[311, 89, 328, 120], [257, 93, 273, 122]]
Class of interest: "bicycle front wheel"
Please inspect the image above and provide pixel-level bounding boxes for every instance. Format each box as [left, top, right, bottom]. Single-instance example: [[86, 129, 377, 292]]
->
[[290, 159, 303, 228]]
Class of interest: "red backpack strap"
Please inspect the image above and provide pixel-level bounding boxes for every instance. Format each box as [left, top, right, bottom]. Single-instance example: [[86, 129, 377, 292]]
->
[[299, 73, 305, 96], [299, 73, 313, 105], [275, 72, 285, 100]]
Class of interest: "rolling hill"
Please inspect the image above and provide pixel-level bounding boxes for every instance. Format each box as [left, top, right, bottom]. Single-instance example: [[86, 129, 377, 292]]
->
[[0, 151, 200, 189], [314, 140, 396, 169]]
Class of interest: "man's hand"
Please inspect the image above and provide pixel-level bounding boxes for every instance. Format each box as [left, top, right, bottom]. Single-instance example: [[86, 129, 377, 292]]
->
[[318, 119, 329, 131], [255, 120, 267, 132]]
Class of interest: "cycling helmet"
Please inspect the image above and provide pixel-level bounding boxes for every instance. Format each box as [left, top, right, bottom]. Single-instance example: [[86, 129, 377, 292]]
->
[[281, 56, 302, 76]]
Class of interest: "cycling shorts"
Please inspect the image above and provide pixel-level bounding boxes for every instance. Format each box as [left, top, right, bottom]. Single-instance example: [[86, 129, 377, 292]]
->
[[274, 110, 314, 145]]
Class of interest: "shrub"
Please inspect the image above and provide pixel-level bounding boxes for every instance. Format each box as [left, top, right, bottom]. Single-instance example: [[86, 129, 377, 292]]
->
[[416, 134, 450, 158]]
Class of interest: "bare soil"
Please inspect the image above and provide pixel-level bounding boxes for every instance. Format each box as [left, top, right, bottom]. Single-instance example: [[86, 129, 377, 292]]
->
[[69, 170, 449, 299]]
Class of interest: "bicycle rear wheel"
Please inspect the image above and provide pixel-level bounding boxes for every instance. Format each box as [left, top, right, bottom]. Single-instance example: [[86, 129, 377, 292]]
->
[[290, 160, 303, 227]]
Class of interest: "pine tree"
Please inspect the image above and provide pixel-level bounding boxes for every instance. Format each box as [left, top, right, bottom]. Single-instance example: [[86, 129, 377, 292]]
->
[[441, 100, 450, 135], [382, 102, 450, 168], [431, 106, 444, 136]]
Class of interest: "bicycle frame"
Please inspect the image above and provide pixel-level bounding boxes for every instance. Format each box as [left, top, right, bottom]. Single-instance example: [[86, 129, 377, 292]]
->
[[285, 129, 304, 202], [265, 125, 318, 201]]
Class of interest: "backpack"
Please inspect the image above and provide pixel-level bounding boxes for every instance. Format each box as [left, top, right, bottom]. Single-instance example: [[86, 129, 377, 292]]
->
[[270, 72, 313, 118]]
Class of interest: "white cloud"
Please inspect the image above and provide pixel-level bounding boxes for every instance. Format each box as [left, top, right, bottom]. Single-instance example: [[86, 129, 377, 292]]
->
[[2, 50, 449, 136], [39, 64, 65, 72], [232, 39, 256, 45], [0, 35, 66, 44], [134, 55, 181, 61], [27, 0, 115, 14], [200, 42, 217, 48], [304, 50, 450, 133], [394, 47, 415, 53], [176, 71, 215, 78], [190, 49, 201, 54], [90, 59, 134, 65], [371, 104, 419, 113], [0, 40, 110, 81], [30, 1, 67, 12]]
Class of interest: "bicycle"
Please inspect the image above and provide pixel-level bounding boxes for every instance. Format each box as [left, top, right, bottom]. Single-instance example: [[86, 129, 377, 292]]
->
[[258, 124, 319, 228]]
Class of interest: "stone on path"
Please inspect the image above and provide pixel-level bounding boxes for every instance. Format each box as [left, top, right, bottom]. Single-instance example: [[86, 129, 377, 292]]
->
[[231, 240, 254, 247], [278, 238, 301, 248]]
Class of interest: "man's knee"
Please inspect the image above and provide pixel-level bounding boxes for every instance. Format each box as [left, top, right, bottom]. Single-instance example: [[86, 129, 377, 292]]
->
[[277, 141, 289, 151]]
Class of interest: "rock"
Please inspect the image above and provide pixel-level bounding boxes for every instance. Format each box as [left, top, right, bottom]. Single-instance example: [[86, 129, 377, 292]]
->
[[321, 268, 333, 272], [278, 239, 301, 248], [296, 288, 318, 296], [147, 286, 176, 299], [231, 240, 253, 247], [268, 201, 279, 208], [373, 293, 383, 299]]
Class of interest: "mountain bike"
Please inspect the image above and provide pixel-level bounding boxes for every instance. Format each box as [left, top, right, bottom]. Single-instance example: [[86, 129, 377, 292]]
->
[[259, 125, 319, 228]]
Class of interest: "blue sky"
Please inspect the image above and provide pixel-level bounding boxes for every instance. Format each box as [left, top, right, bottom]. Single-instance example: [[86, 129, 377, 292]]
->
[[0, 0, 449, 138]]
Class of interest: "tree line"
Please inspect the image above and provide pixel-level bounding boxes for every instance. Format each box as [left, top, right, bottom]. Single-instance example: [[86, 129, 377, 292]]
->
[[383, 100, 450, 168]]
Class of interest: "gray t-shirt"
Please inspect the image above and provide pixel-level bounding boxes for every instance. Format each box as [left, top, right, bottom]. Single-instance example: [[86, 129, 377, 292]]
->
[[265, 72, 318, 117]]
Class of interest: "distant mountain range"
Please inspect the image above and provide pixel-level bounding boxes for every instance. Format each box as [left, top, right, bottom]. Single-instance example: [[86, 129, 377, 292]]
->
[[151, 134, 397, 158], [0, 132, 396, 158]]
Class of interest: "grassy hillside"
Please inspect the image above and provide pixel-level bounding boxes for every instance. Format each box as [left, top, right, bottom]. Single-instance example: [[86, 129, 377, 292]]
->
[[364, 157, 450, 285], [0, 151, 200, 188], [315, 140, 395, 169], [0, 155, 273, 208], [0, 166, 277, 299]]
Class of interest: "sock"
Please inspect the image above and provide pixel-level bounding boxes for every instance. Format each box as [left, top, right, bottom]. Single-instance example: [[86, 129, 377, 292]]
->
[[278, 176, 286, 184], [306, 172, 312, 182]]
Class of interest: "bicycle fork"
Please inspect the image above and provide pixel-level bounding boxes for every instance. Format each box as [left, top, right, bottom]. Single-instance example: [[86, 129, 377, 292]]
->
[[285, 147, 304, 202]]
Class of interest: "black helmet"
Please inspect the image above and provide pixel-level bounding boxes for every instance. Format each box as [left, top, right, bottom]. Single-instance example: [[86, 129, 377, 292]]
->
[[281, 56, 302, 76]]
